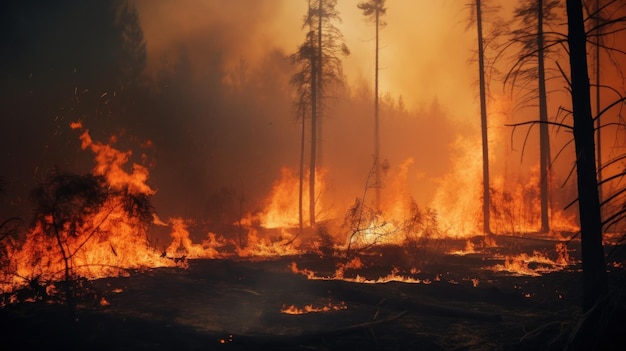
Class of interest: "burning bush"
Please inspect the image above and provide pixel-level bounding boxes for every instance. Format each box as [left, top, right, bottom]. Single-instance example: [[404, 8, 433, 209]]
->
[[343, 194, 444, 266], [0, 171, 156, 308], [0, 125, 176, 307]]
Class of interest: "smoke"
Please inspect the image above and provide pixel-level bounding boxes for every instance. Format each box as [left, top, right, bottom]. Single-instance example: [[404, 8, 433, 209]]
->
[[129, 0, 469, 236], [4, 0, 624, 244]]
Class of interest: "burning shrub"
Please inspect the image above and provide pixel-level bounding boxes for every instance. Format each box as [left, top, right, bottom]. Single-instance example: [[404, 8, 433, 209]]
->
[[343, 197, 390, 256], [343, 194, 444, 266], [315, 225, 335, 257], [401, 202, 445, 267], [21, 171, 154, 309]]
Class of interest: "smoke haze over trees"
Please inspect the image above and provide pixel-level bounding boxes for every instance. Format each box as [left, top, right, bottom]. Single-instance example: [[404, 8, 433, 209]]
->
[[1, 0, 624, 244]]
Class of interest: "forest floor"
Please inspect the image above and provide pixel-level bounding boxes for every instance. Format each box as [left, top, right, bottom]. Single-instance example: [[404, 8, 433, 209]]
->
[[1, 235, 625, 350]]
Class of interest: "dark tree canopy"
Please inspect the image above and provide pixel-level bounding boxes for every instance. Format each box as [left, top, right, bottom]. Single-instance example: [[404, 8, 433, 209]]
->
[[0, 0, 148, 221], [0, 0, 146, 101]]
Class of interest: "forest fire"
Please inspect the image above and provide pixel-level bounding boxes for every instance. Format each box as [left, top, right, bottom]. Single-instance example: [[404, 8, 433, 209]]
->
[[0, 121, 590, 298], [1, 1, 625, 349], [1, 123, 177, 295], [259, 167, 332, 230]]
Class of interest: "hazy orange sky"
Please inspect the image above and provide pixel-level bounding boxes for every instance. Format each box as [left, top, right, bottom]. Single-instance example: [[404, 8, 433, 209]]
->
[[135, 0, 482, 120]]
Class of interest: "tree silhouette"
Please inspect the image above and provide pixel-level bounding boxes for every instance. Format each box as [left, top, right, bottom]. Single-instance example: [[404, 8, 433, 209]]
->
[[357, 0, 387, 211], [582, 0, 626, 235], [290, 0, 349, 227], [466, 0, 505, 235], [291, 0, 315, 236], [565, 1, 610, 346], [503, 0, 562, 234], [0, 0, 148, 226], [476, 0, 493, 235]]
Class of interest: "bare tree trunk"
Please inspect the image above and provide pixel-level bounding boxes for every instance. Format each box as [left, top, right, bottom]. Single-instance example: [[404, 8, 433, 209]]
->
[[299, 106, 305, 234], [373, 5, 381, 211], [566, 0, 608, 312], [538, 0, 551, 233], [476, 0, 492, 235], [309, 0, 322, 228]]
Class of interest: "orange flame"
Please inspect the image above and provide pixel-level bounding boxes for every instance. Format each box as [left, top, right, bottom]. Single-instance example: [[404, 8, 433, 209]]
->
[[429, 135, 483, 237], [260, 167, 332, 229], [489, 243, 575, 276], [290, 262, 428, 284], [280, 301, 347, 314], [2, 124, 174, 293], [163, 218, 226, 261]]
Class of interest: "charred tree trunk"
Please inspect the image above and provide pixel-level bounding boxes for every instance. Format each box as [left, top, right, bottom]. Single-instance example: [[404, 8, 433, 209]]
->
[[594, 0, 603, 203], [566, 0, 608, 312], [299, 106, 305, 235], [538, 0, 551, 233], [476, 0, 492, 235]]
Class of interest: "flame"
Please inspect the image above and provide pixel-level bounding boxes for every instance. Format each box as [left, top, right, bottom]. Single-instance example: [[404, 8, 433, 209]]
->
[[77, 128, 155, 196], [1, 124, 174, 294], [290, 262, 428, 284], [163, 218, 226, 261], [260, 167, 332, 229], [0, 116, 586, 302], [234, 226, 301, 258], [429, 135, 483, 237], [448, 239, 477, 256], [280, 301, 347, 314], [490, 168, 579, 235], [426, 94, 579, 238], [448, 236, 498, 255], [489, 243, 575, 276]]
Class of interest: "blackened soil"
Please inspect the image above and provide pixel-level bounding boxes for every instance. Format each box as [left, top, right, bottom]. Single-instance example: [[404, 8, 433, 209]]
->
[[2, 238, 625, 351]]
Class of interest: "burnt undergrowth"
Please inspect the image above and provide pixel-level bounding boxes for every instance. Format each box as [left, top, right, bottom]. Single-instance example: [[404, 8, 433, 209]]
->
[[1, 239, 625, 350]]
